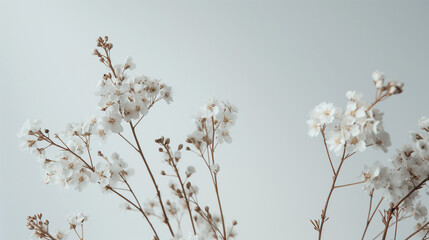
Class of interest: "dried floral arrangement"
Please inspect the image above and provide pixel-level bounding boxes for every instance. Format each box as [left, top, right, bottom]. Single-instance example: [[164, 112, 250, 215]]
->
[[19, 36, 238, 240], [308, 71, 429, 239]]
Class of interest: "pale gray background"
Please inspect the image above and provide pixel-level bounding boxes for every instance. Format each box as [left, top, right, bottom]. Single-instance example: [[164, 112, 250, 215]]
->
[[1, 0, 429, 239]]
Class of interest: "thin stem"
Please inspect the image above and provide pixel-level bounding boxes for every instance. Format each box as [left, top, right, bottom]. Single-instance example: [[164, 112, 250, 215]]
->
[[84, 136, 94, 168], [334, 180, 365, 189], [129, 122, 175, 237], [40, 133, 94, 171], [121, 174, 143, 209], [133, 98, 162, 128], [190, 197, 223, 238], [214, 175, 226, 240], [394, 213, 398, 240], [362, 193, 384, 240], [372, 214, 412, 240], [161, 142, 197, 235], [81, 224, 84, 240], [362, 189, 375, 240], [117, 133, 138, 152], [210, 116, 226, 240], [107, 186, 159, 239], [321, 127, 336, 175], [172, 162, 197, 234], [103, 47, 117, 79], [405, 222, 429, 240], [73, 228, 82, 240], [318, 145, 347, 240]]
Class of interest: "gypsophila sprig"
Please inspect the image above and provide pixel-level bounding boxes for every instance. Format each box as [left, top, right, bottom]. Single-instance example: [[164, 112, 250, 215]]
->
[[20, 36, 238, 240], [26, 213, 87, 240], [308, 71, 429, 240], [305, 71, 429, 240]]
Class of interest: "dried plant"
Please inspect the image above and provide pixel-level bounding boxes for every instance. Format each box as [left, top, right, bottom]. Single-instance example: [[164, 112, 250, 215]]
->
[[308, 71, 429, 239], [20, 36, 238, 240]]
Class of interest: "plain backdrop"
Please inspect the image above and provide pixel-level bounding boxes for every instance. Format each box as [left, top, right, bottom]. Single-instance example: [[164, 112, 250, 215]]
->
[[1, 0, 429, 239]]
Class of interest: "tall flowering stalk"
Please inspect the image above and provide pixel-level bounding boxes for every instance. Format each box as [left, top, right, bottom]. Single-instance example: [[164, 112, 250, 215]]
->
[[308, 71, 429, 239], [20, 36, 238, 240]]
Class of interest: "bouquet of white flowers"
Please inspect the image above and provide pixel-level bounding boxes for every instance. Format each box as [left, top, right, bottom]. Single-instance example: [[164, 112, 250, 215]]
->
[[20, 36, 238, 240]]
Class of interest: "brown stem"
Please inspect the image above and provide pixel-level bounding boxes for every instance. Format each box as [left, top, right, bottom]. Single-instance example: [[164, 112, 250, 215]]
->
[[334, 180, 365, 189], [318, 145, 347, 240], [372, 215, 412, 240], [210, 116, 226, 240], [362, 192, 384, 240], [171, 161, 197, 234], [214, 174, 226, 240], [133, 97, 162, 128], [40, 133, 94, 171], [42, 131, 158, 238], [118, 133, 138, 151], [81, 224, 84, 240], [394, 213, 398, 240], [103, 47, 117, 79], [36, 225, 56, 240], [405, 221, 429, 240], [120, 174, 143, 209], [73, 228, 83, 240], [366, 92, 389, 113], [321, 127, 336, 175], [129, 122, 175, 237], [107, 186, 159, 238], [83, 136, 94, 168]]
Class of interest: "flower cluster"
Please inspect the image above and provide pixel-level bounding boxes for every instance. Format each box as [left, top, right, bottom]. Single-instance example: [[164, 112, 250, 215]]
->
[[21, 36, 238, 240], [26, 213, 87, 240], [18, 118, 133, 192], [188, 98, 238, 146], [307, 71, 403, 156], [305, 71, 429, 240], [93, 37, 172, 136], [362, 117, 429, 221]]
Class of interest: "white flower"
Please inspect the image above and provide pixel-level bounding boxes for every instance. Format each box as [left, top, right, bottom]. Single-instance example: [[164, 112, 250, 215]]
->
[[373, 131, 391, 153], [372, 70, 385, 89], [52, 229, 68, 240], [326, 131, 345, 155], [69, 171, 90, 192], [418, 116, 429, 131], [210, 163, 220, 173], [346, 134, 366, 153], [66, 213, 88, 228], [174, 150, 182, 160], [92, 162, 112, 187], [306, 118, 320, 137], [161, 85, 173, 104], [388, 80, 404, 94], [311, 102, 336, 125], [217, 112, 236, 130], [18, 119, 43, 153], [361, 162, 389, 191], [344, 101, 365, 125], [185, 166, 196, 177], [216, 127, 232, 144], [414, 201, 428, 221], [145, 80, 161, 98], [19, 119, 42, 137], [100, 110, 123, 133], [345, 91, 363, 102], [124, 56, 136, 70], [120, 100, 140, 122], [187, 185, 199, 196], [202, 98, 220, 117]]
